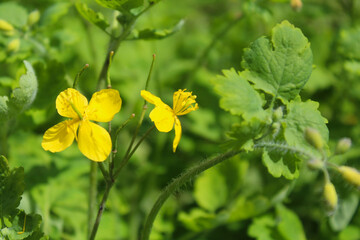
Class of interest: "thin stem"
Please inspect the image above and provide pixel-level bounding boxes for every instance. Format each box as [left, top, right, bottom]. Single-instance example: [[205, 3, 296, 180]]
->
[[73, 64, 89, 89], [98, 162, 111, 182], [254, 142, 314, 159], [114, 126, 155, 178], [88, 162, 98, 238], [89, 182, 114, 240], [140, 150, 241, 240], [113, 107, 147, 177], [107, 51, 114, 88]]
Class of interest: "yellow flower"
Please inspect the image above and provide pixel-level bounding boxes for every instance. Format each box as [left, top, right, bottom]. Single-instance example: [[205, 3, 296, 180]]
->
[[141, 89, 198, 152], [42, 88, 121, 162]]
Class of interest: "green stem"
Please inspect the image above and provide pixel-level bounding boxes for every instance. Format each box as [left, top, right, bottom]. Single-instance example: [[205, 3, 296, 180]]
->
[[114, 125, 155, 178], [89, 181, 114, 240], [98, 162, 111, 182], [140, 150, 241, 240], [73, 64, 89, 89], [254, 142, 314, 159], [88, 162, 98, 238]]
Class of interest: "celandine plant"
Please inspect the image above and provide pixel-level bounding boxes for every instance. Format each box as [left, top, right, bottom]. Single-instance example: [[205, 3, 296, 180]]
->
[[1, 1, 360, 240]]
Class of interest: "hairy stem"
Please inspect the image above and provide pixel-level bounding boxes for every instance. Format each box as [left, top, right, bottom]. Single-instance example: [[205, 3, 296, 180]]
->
[[88, 162, 98, 238], [140, 150, 241, 240], [89, 182, 114, 240], [254, 142, 314, 159]]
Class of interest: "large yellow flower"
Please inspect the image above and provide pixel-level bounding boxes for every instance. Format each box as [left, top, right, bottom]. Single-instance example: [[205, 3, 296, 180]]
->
[[141, 89, 198, 152], [42, 88, 121, 162]]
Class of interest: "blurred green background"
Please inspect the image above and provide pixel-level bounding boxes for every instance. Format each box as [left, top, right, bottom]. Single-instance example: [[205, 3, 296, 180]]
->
[[1, 0, 360, 239]]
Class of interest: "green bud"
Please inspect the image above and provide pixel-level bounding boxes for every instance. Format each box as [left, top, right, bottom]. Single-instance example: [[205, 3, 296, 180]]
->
[[0, 19, 14, 32], [273, 107, 283, 121], [335, 138, 352, 154], [304, 127, 323, 150], [324, 181, 337, 211], [338, 166, 360, 188], [27, 10, 40, 26], [271, 122, 281, 136], [7, 39, 20, 52], [307, 158, 324, 170]]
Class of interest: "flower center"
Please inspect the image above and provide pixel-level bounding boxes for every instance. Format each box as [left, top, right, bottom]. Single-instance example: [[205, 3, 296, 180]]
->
[[173, 89, 199, 116]]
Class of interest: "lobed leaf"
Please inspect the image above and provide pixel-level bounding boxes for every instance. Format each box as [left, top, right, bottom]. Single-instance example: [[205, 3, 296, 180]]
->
[[262, 150, 300, 180], [7, 61, 38, 115], [242, 20, 313, 103], [248, 214, 276, 240], [75, 3, 110, 32], [214, 68, 266, 120], [0, 156, 24, 218], [283, 98, 328, 157]]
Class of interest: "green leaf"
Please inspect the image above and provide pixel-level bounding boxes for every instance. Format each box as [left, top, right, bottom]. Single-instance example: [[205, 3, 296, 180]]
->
[[0, 2, 28, 27], [227, 118, 266, 151], [178, 208, 217, 232], [214, 68, 266, 120], [0, 156, 24, 218], [96, 0, 143, 11], [248, 215, 276, 240], [228, 195, 270, 222], [339, 225, 360, 240], [242, 20, 313, 103], [40, 2, 71, 26], [133, 20, 184, 40], [75, 3, 110, 32], [0, 211, 47, 239], [194, 166, 228, 212], [8, 61, 38, 113], [262, 150, 300, 179], [284, 98, 328, 157], [276, 204, 307, 240], [330, 193, 359, 231]]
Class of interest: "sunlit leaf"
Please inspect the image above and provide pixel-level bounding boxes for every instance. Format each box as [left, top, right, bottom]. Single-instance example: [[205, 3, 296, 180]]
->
[[132, 20, 184, 40], [276, 204, 306, 240], [242, 20, 313, 103], [75, 3, 110, 32], [214, 68, 266, 120]]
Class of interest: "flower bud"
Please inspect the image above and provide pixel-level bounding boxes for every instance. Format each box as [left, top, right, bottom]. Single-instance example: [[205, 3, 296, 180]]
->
[[27, 10, 40, 26], [323, 182, 337, 211], [0, 19, 14, 32], [304, 127, 323, 150], [273, 107, 283, 121], [307, 158, 324, 170], [338, 166, 360, 188], [291, 0, 302, 11], [335, 138, 352, 154], [271, 122, 281, 136], [7, 39, 20, 52]]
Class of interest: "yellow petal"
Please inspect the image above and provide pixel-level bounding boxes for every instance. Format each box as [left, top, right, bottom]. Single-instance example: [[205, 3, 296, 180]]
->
[[77, 120, 111, 162], [149, 106, 174, 132], [42, 120, 79, 152], [141, 90, 167, 107], [173, 117, 182, 152], [56, 88, 88, 119], [86, 89, 122, 122]]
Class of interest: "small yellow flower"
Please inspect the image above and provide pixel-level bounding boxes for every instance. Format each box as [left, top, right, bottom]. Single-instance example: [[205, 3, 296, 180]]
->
[[141, 89, 198, 152], [42, 88, 121, 162]]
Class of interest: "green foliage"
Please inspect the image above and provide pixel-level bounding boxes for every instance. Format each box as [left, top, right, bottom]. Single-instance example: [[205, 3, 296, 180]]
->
[[75, 3, 110, 33], [0, 156, 47, 239], [0, 61, 38, 121], [0, 2, 28, 27], [96, 0, 144, 12], [242, 20, 313, 103], [330, 193, 359, 231], [0, 155, 24, 218], [132, 20, 184, 40], [214, 69, 266, 120]]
